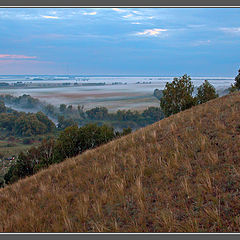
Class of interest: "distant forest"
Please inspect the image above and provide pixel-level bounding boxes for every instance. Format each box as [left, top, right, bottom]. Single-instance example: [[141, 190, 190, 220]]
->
[[0, 94, 164, 131]]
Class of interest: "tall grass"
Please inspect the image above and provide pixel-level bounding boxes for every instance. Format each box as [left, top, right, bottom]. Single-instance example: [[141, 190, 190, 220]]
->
[[0, 91, 239, 232]]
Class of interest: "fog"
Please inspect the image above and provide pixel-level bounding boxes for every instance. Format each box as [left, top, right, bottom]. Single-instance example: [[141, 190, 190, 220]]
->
[[0, 76, 234, 111], [5, 104, 58, 125]]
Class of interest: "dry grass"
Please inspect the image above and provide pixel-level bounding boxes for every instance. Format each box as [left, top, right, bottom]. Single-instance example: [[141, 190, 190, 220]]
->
[[0, 92, 239, 232]]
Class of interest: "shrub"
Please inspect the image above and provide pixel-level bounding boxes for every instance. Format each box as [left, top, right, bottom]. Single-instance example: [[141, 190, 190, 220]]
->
[[23, 138, 34, 145], [196, 80, 219, 104], [229, 68, 240, 92]]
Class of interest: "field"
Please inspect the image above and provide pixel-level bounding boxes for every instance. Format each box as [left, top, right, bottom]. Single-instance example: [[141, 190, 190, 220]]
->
[[0, 76, 234, 111], [0, 91, 239, 232]]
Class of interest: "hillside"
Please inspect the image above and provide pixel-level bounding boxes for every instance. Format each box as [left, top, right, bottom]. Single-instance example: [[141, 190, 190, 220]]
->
[[0, 92, 239, 232]]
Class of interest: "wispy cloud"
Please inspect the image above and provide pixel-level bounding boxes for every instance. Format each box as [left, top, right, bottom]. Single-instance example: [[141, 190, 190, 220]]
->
[[41, 15, 59, 19], [0, 60, 52, 65], [135, 28, 168, 37], [123, 14, 133, 19], [83, 12, 97, 16], [131, 22, 141, 25], [0, 54, 37, 59], [112, 8, 127, 13], [220, 27, 240, 34], [187, 24, 205, 28], [192, 40, 211, 46]]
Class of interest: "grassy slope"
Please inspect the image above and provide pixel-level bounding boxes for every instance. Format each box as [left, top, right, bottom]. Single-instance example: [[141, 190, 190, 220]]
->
[[0, 92, 239, 232]]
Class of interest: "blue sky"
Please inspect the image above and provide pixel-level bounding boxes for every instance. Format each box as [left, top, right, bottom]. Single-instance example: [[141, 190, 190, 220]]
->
[[0, 8, 240, 76]]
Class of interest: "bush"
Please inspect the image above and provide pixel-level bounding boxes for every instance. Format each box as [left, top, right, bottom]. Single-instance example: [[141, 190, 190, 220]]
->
[[229, 68, 240, 92], [23, 138, 34, 145], [196, 80, 218, 104], [6, 143, 17, 147], [0, 176, 4, 188]]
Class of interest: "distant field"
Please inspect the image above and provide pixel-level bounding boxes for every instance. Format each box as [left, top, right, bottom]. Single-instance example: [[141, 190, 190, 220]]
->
[[0, 76, 234, 111]]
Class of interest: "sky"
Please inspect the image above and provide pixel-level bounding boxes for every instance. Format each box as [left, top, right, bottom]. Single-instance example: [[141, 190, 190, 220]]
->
[[0, 8, 240, 76]]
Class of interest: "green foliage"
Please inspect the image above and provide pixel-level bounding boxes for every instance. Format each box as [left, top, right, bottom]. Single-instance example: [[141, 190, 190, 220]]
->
[[0, 94, 165, 131], [77, 105, 85, 120], [15, 113, 49, 136], [54, 125, 80, 162], [59, 104, 67, 113], [4, 138, 55, 183], [36, 111, 56, 132], [86, 107, 108, 120], [22, 138, 34, 145], [153, 89, 163, 100], [0, 113, 16, 131], [78, 123, 115, 151], [0, 100, 6, 113], [196, 80, 219, 104], [4, 165, 15, 184], [0, 176, 4, 188], [57, 115, 76, 130], [120, 127, 132, 136], [0, 110, 56, 137], [4, 123, 131, 185], [160, 74, 196, 117], [229, 68, 240, 92], [142, 107, 164, 122], [5, 152, 35, 184], [44, 104, 55, 115]]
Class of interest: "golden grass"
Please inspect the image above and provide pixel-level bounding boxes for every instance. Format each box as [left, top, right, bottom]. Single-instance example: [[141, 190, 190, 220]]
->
[[0, 92, 239, 232]]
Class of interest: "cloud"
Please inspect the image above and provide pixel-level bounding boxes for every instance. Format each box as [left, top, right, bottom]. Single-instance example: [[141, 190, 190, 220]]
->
[[0, 54, 37, 59], [187, 24, 205, 28], [0, 59, 51, 65], [41, 15, 59, 19], [135, 28, 168, 37], [112, 8, 126, 13], [83, 12, 97, 16], [220, 27, 240, 34], [192, 40, 211, 46], [131, 22, 141, 25], [123, 14, 133, 19]]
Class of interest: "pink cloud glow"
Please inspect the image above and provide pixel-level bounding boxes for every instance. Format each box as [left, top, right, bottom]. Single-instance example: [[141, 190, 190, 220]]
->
[[0, 54, 37, 59], [0, 59, 52, 65]]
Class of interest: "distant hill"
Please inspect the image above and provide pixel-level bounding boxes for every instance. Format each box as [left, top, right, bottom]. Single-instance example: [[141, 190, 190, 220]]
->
[[0, 91, 239, 232]]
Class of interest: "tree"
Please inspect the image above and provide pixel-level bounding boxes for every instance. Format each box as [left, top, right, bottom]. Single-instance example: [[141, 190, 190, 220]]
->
[[229, 68, 240, 92], [77, 105, 85, 119], [36, 111, 56, 132], [196, 80, 219, 104], [86, 107, 108, 120], [0, 100, 6, 113], [78, 123, 115, 152], [153, 89, 163, 100], [44, 104, 55, 115], [0, 176, 4, 188], [160, 74, 196, 117], [54, 125, 80, 162], [142, 107, 164, 122], [59, 104, 67, 113]]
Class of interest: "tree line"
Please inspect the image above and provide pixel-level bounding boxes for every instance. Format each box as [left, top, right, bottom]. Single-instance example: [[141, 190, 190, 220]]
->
[[0, 94, 164, 130], [0, 102, 56, 137]]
